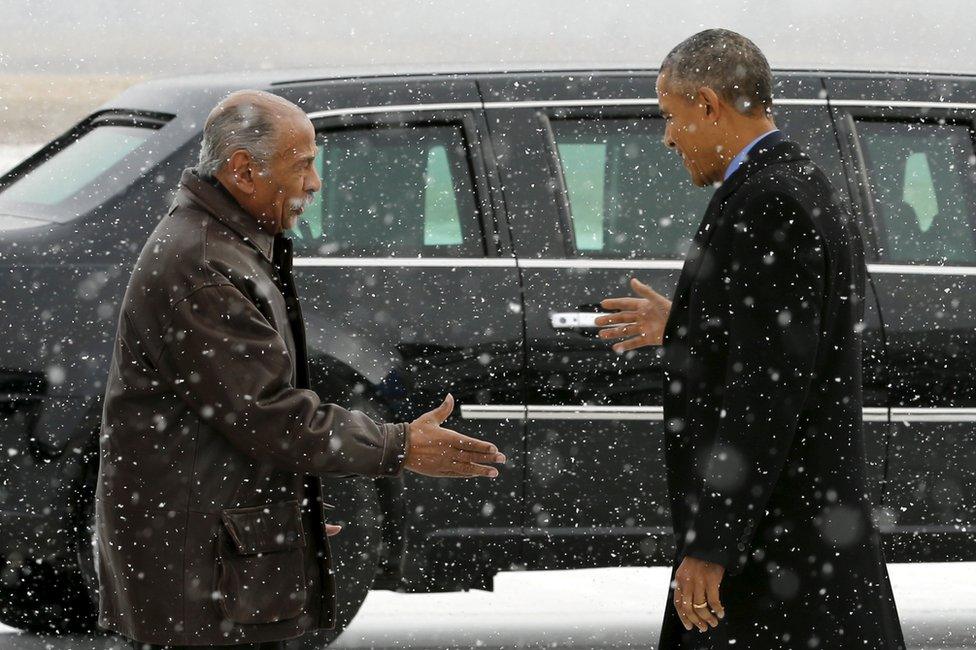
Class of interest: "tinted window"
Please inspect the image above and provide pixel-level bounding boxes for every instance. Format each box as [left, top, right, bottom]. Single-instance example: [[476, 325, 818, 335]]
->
[[550, 117, 708, 259], [856, 120, 976, 264], [0, 123, 156, 221], [771, 106, 849, 204], [291, 124, 483, 257]]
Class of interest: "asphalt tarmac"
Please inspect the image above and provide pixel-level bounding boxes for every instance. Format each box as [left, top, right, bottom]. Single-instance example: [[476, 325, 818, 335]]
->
[[2, 564, 973, 649]]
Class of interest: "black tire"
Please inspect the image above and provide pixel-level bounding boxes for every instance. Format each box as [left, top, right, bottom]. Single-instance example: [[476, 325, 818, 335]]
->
[[0, 557, 99, 635], [74, 457, 101, 619], [287, 476, 382, 649], [0, 446, 101, 635], [287, 390, 392, 648]]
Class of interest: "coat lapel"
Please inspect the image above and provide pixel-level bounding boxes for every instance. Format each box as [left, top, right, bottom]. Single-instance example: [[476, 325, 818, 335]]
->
[[177, 167, 276, 263]]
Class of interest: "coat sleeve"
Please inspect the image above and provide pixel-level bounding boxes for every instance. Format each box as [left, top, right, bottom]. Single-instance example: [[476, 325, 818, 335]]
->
[[152, 282, 409, 477], [681, 189, 826, 574]]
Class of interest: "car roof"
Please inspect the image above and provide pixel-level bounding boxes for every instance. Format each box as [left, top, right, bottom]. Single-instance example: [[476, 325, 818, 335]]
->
[[144, 61, 976, 86], [102, 62, 976, 119], [98, 64, 647, 115]]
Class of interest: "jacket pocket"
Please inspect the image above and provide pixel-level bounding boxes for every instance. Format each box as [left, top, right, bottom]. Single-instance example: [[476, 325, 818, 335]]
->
[[215, 500, 307, 624]]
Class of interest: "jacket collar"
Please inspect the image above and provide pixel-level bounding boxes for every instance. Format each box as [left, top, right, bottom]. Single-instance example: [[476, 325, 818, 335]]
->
[[711, 131, 799, 204], [177, 167, 275, 263], [699, 132, 807, 244]]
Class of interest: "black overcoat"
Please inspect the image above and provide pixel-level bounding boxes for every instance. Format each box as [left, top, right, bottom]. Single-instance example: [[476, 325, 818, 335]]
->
[[657, 133, 906, 649]]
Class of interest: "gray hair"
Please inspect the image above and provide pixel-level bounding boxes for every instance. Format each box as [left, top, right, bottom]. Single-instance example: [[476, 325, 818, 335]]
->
[[660, 29, 773, 115], [197, 90, 300, 177]]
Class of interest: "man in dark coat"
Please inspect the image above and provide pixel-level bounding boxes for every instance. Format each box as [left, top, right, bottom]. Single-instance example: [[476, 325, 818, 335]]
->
[[597, 30, 905, 649], [97, 90, 505, 649]]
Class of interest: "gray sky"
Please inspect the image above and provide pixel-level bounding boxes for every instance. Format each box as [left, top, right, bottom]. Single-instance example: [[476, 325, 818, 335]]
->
[[1, 0, 975, 76]]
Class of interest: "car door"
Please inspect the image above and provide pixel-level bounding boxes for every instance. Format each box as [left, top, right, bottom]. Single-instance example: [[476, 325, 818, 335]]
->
[[828, 74, 976, 561], [480, 72, 886, 570], [481, 72, 691, 568], [276, 78, 525, 586]]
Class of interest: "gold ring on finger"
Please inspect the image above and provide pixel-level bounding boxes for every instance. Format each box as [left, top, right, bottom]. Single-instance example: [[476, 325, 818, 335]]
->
[[692, 601, 709, 609]]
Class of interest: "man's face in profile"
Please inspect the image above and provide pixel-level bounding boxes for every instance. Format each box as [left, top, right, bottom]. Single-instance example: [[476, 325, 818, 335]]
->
[[656, 73, 720, 187], [252, 115, 321, 234]]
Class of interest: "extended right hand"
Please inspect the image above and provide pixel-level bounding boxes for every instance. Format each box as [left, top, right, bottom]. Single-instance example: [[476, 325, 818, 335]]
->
[[404, 394, 506, 478], [595, 277, 673, 352]]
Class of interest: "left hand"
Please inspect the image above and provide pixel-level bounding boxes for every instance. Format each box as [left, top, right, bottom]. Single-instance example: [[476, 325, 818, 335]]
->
[[325, 524, 342, 537], [673, 555, 725, 632]]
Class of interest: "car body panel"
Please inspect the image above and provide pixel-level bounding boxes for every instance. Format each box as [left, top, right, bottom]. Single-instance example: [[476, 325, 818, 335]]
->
[[827, 73, 976, 560]]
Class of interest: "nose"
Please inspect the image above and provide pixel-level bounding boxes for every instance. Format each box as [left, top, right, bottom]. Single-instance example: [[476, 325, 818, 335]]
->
[[307, 163, 322, 193], [663, 126, 676, 150]]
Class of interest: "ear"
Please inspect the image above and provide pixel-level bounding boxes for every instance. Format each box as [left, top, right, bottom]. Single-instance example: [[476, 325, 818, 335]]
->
[[225, 149, 259, 195], [697, 86, 723, 120]]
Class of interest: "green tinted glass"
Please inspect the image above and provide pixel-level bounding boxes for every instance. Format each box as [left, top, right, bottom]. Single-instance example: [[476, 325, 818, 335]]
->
[[2, 126, 149, 206], [902, 152, 938, 231], [423, 145, 463, 246], [558, 142, 606, 251], [291, 124, 480, 257], [551, 118, 708, 259], [857, 120, 976, 264]]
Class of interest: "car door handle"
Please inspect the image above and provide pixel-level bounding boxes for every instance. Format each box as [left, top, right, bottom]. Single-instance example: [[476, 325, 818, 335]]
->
[[550, 311, 604, 329]]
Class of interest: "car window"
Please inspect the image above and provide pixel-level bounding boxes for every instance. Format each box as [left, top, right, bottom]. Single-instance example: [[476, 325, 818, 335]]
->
[[771, 106, 849, 205], [855, 120, 976, 264], [291, 123, 483, 257], [549, 117, 709, 259], [0, 121, 161, 222]]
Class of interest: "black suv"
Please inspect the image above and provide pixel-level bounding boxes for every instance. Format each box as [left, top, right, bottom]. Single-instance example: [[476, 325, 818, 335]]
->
[[1, 66, 974, 642]]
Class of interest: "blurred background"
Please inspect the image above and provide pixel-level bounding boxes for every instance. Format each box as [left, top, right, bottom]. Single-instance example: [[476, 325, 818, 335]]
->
[[2, 0, 975, 158]]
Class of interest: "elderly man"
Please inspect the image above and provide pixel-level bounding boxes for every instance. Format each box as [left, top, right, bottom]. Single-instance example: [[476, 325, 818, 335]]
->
[[597, 30, 905, 649], [96, 90, 505, 649]]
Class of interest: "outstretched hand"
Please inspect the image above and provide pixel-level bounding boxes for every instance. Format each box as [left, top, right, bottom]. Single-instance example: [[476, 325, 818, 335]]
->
[[595, 277, 672, 352], [673, 555, 725, 633], [404, 394, 507, 478]]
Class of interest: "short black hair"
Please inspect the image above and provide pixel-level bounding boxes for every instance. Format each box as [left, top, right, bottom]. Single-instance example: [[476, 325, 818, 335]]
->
[[660, 29, 773, 115]]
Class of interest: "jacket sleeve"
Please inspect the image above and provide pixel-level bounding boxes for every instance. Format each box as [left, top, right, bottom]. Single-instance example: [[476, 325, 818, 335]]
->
[[152, 282, 408, 477], [680, 190, 826, 574]]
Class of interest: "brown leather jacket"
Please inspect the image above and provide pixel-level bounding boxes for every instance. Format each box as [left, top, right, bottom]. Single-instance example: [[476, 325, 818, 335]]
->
[[96, 168, 408, 645]]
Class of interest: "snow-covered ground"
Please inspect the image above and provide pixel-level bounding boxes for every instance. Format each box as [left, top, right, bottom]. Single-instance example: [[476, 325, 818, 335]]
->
[[337, 563, 976, 649], [331, 563, 976, 649], [0, 564, 974, 649]]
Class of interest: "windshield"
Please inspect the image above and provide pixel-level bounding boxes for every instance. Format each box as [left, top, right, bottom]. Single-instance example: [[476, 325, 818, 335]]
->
[[0, 113, 170, 223]]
